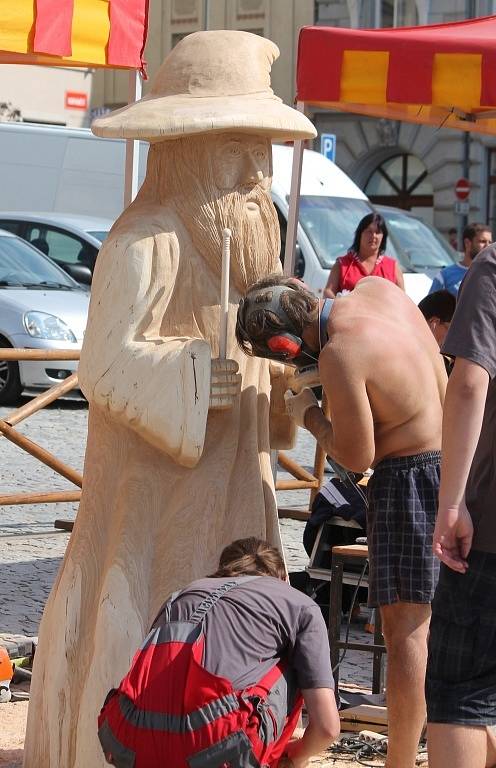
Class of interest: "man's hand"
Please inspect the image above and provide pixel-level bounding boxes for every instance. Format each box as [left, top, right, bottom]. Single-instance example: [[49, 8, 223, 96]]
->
[[432, 499, 473, 573], [209, 358, 241, 410], [284, 387, 320, 429], [279, 744, 309, 768]]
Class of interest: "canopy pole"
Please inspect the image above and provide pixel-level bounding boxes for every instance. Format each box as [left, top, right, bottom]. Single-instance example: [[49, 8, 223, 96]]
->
[[124, 70, 142, 208], [283, 101, 305, 277]]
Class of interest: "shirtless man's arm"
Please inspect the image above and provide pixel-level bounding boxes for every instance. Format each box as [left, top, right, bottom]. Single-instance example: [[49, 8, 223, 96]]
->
[[303, 347, 375, 473]]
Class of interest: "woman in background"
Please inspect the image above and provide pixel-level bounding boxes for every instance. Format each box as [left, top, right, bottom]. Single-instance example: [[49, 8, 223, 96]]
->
[[324, 212, 404, 297]]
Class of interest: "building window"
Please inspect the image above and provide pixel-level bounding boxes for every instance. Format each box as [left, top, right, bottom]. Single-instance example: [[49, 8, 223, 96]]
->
[[365, 153, 433, 209], [359, 0, 418, 27]]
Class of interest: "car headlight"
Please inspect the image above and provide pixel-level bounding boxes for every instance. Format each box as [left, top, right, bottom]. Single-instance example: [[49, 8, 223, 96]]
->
[[24, 311, 77, 342]]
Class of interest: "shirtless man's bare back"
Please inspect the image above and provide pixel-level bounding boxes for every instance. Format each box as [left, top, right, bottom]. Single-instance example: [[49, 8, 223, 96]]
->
[[236, 275, 447, 768]]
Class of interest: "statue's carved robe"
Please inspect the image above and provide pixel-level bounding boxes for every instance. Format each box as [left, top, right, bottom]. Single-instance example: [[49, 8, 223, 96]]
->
[[24, 201, 285, 768]]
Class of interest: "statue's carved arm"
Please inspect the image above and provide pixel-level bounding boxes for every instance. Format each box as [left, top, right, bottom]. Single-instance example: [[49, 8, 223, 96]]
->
[[78, 232, 212, 468], [268, 362, 297, 450]]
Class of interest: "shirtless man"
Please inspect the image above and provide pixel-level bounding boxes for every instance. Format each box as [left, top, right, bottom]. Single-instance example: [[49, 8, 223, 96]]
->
[[235, 274, 447, 768]]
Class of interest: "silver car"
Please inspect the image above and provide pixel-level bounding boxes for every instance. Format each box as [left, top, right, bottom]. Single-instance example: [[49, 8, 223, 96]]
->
[[0, 230, 89, 404], [0, 212, 113, 285]]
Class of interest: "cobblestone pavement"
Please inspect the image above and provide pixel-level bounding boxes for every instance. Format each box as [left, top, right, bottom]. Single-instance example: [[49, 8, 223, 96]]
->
[[0, 400, 375, 689]]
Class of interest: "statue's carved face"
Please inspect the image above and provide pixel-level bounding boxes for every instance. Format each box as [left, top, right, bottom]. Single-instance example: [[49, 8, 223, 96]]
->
[[156, 132, 280, 291], [213, 135, 271, 193]]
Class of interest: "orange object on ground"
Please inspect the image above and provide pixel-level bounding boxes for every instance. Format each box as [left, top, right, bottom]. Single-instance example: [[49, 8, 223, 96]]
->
[[0, 646, 13, 703], [0, 646, 12, 683]]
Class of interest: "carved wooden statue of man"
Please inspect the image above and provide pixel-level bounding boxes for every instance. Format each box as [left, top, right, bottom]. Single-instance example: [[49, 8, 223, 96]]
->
[[23, 30, 315, 768]]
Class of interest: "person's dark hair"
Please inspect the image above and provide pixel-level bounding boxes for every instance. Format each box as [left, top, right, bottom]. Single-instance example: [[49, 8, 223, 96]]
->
[[448, 227, 457, 236], [418, 290, 456, 323], [235, 274, 318, 358], [463, 222, 491, 242], [351, 213, 388, 255], [211, 537, 286, 581]]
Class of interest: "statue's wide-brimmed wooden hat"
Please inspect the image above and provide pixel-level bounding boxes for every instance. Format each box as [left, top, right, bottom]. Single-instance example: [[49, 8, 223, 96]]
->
[[91, 30, 316, 143]]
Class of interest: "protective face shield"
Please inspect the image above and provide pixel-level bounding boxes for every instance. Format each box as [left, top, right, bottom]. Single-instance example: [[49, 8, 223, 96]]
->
[[239, 284, 318, 367]]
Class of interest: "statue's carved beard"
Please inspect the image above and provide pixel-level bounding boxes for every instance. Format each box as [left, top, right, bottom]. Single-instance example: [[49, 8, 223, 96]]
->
[[175, 184, 281, 293]]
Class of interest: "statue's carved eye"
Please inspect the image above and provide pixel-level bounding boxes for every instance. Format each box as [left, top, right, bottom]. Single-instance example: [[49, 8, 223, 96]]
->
[[227, 143, 241, 156]]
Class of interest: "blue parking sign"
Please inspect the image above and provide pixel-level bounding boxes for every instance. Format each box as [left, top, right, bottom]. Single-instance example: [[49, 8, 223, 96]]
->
[[320, 133, 336, 162]]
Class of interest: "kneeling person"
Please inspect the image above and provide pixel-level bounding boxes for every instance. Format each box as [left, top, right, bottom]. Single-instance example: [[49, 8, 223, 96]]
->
[[236, 276, 446, 768], [98, 537, 339, 768]]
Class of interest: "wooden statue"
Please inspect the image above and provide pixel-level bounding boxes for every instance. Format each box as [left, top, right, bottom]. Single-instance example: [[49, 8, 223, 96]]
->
[[23, 30, 315, 768]]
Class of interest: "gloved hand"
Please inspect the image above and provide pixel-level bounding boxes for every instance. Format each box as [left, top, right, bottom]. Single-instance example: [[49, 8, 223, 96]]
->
[[209, 358, 241, 410], [284, 387, 319, 429]]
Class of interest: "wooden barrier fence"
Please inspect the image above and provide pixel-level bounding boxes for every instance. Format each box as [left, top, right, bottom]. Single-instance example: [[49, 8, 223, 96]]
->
[[0, 349, 325, 521]]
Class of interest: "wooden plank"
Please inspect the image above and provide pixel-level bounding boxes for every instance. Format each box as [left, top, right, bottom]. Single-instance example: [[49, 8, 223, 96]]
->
[[5, 373, 79, 427], [339, 704, 388, 734], [309, 391, 329, 506], [54, 519, 75, 532], [332, 543, 369, 557], [277, 507, 311, 521], [275, 479, 318, 491], [0, 349, 80, 360], [0, 420, 83, 488], [0, 491, 81, 505], [277, 452, 318, 483]]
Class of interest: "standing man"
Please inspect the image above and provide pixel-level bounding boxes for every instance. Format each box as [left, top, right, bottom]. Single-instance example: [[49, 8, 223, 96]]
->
[[426, 244, 496, 768], [236, 274, 446, 768], [430, 222, 492, 296]]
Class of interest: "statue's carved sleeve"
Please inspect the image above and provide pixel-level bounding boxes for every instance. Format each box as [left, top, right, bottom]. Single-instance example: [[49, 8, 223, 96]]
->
[[78, 229, 211, 468]]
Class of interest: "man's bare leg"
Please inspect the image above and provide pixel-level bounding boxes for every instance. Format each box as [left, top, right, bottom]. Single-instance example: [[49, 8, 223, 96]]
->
[[380, 602, 431, 768], [427, 724, 489, 768], [487, 726, 496, 767]]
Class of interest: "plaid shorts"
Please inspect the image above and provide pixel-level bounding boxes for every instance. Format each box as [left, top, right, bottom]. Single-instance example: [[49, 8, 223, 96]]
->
[[366, 451, 441, 607], [426, 550, 496, 726]]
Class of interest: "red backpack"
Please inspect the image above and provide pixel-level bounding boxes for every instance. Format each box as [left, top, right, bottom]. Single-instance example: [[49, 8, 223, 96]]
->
[[98, 578, 303, 767]]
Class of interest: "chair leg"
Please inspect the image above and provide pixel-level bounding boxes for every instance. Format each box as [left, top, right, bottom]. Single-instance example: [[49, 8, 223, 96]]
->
[[328, 557, 344, 700]]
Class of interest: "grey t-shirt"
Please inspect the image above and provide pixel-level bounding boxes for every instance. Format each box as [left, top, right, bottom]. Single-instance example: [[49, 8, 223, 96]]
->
[[154, 576, 333, 691], [442, 246, 496, 553]]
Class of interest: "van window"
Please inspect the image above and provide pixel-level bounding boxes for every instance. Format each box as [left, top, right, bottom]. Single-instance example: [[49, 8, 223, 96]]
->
[[297, 196, 396, 269], [380, 210, 456, 270]]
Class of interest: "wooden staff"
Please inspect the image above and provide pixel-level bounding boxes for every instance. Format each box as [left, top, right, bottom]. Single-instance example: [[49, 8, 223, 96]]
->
[[219, 228, 231, 359]]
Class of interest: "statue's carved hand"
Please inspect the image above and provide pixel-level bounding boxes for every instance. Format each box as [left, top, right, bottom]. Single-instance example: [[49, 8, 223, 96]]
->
[[209, 358, 241, 410]]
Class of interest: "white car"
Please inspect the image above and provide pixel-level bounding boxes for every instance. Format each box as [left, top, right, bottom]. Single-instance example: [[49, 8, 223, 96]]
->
[[0, 229, 89, 404], [0, 212, 113, 285]]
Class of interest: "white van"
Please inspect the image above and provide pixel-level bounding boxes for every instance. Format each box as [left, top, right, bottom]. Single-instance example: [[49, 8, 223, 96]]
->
[[271, 145, 455, 304]]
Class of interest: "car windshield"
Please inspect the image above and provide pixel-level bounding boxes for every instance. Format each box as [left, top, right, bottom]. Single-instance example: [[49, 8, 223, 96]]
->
[[0, 234, 78, 288], [380, 210, 457, 270], [88, 230, 109, 243], [297, 196, 410, 271]]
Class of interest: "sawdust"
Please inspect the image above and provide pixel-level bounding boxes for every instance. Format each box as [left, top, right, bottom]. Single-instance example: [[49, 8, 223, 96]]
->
[[0, 699, 387, 768], [0, 698, 27, 768]]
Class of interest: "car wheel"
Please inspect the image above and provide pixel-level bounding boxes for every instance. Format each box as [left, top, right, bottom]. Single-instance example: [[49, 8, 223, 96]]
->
[[0, 340, 22, 406]]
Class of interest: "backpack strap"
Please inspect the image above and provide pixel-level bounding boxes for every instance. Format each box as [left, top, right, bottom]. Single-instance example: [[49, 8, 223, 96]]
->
[[188, 576, 259, 624]]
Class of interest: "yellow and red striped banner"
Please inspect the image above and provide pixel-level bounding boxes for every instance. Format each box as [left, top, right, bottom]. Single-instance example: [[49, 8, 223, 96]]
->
[[297, 16, 496, 136], [0, 0, 149, 70]]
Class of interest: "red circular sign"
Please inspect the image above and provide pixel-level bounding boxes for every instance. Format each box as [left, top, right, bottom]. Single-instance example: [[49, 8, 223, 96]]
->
[[455, 178, 471, 200]]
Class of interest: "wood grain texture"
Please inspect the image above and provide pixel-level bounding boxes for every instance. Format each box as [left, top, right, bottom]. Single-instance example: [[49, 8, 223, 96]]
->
[[24, 134, 285, 768]]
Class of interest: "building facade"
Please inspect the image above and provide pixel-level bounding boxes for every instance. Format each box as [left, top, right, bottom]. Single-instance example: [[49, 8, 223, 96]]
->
[[0, 65, 94, 128], [313, 0, 496, 237]]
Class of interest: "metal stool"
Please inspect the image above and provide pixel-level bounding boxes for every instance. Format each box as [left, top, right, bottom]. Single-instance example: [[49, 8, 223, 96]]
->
[[328, 544, 386, 695]]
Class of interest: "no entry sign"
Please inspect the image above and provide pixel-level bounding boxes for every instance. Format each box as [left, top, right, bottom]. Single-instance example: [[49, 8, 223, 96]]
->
[[455, 178, 471, 200]]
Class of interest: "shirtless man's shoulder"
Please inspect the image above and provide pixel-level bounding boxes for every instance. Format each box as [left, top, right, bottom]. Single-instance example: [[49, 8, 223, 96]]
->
[[319, 281, 446, 463]]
